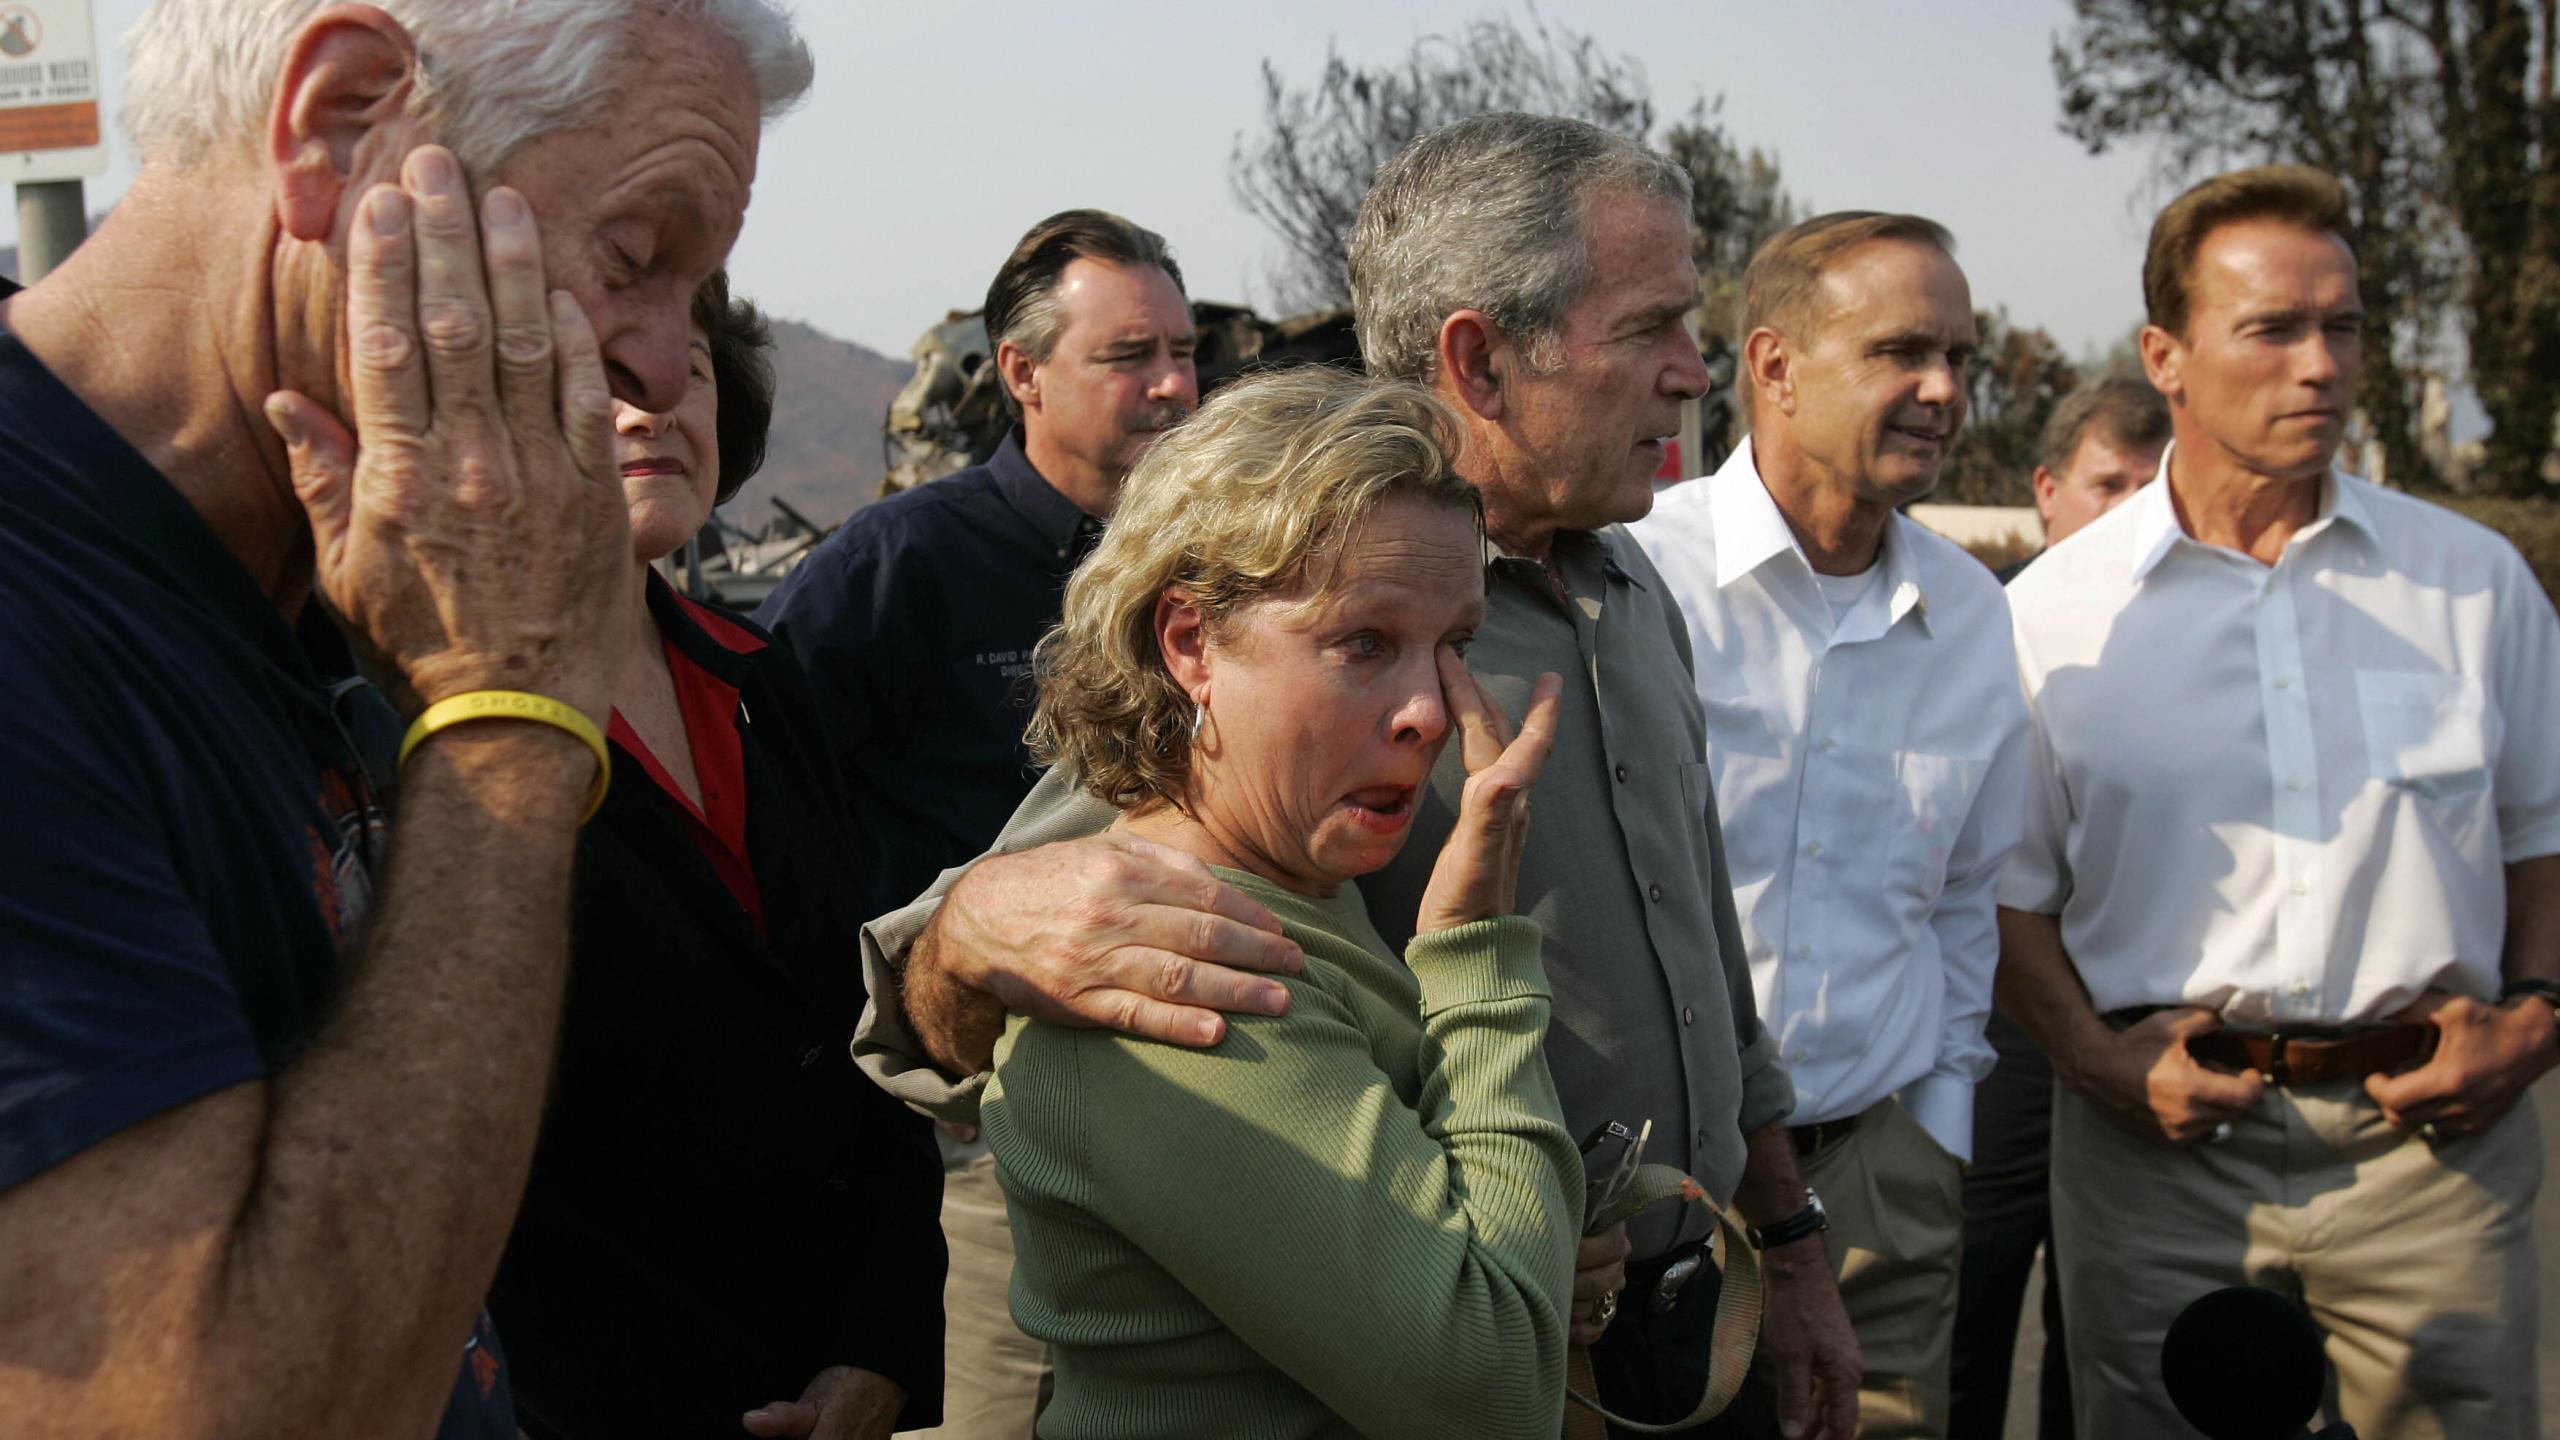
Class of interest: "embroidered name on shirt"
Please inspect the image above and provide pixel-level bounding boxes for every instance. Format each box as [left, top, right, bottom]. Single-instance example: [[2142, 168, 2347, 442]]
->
[[975, 648, 1033, 680]]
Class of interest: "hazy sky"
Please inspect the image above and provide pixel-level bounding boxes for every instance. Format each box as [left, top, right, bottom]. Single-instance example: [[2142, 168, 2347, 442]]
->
[[9, 0, 2173, 361]]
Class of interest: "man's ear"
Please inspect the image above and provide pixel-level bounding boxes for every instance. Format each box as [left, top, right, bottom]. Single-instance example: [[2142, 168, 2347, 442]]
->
[[1436, 309, 1508, 423], [1153, 587, 1210, 697], [2031, 465, 2060, 526], [1742, 326, 1795, 419], [995, 337, 1041, 417], [269, 6, 418, 243], [2137, 323, 2185, 404]]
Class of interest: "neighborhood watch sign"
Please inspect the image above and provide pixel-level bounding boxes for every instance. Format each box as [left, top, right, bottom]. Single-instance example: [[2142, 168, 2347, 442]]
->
[[0, 1, 104, 184]]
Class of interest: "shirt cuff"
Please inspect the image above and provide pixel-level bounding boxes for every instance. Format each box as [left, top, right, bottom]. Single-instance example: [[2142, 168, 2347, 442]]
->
[[1406, 917, 1549, 1015], [2503, 813, 2560, 863], [1734, 1017, 1797, 1134], [1899, 1073, 1975, 1164], [853, 903, 988, 1127], [1994, 854, 2066, 915]]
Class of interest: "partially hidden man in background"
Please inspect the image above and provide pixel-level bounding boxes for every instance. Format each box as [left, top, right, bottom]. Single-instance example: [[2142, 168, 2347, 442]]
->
[[1628, 211, 2028, 1439], [1996, 165, 2560, 1440], [0, 1, 808, 1436], [2010, 378, 2170, 581], [764, 210, 1198, 1440], [1946, 374, 2164, 1440], [852, 113, 1864, 1439]]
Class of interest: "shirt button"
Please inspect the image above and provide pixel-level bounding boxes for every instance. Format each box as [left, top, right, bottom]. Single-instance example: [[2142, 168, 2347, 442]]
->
[[799, 1045, 825, 1068], [1818, 738, 1835, 754], [1796, 945, 1812, 959], [2285, 777, 2304, 793], [1682, 1007, 1696, 1026], [1615, 764, 1629, 783], [2292, 879, 2311, 897], [1803, 840, 1822, 858], [2291, 981, 2314, 997], [1648, 883, 1665, 903], [2273, 676, 2293, 690]]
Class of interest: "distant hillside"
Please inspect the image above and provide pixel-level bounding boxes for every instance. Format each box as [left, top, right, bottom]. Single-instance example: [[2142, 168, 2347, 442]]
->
[[1, 235, 910, 531], [734, 316, 911, 532]]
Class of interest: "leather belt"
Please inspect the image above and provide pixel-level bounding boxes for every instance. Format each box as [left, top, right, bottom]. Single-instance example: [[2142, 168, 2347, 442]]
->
[[1788, 1108, 1865, 1159], [2186, 1024, 2433, 1085]]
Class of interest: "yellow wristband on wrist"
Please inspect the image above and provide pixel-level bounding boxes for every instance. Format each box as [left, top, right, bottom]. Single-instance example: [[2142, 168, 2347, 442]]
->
[[397, 689, 611, 824]]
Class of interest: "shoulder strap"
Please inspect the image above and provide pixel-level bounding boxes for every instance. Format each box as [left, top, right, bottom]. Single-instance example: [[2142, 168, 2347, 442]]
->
[[1561, 1144, 1765, 1435]]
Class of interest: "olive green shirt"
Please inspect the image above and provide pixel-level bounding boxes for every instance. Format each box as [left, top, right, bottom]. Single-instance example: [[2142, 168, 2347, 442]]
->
[[858, 526, 1794, 1258], [985, 870, 1577, 1439]]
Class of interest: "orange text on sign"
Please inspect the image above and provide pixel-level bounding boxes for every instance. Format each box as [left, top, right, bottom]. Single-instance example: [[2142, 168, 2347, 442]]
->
[[0, 101, 99, 153]]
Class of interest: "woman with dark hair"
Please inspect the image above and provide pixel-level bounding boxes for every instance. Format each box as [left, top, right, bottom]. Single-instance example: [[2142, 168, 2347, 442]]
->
[[489, 273, 943, 1440]]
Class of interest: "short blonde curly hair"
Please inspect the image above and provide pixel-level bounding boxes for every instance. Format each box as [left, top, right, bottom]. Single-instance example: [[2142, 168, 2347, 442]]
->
[[1029, 366, 1480, 811]]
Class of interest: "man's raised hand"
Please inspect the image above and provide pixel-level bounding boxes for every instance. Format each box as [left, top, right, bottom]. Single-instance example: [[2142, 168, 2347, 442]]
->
[[263, 145, 631, 723]]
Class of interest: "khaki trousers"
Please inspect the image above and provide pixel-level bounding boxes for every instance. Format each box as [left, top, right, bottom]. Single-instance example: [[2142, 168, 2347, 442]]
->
[[1798, 1096, 1967, 1439], [899, 1137, 1049, 1439], [2049, 1081, 2542, 1440]]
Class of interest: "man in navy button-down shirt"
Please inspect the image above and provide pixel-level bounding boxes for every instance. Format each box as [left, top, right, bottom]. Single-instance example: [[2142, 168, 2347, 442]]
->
[[764, 209, 1197, 1440]]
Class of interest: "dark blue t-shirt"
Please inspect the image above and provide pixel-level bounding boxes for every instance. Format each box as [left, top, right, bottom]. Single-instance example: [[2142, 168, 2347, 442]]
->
[[0, 306, 514, 1439]]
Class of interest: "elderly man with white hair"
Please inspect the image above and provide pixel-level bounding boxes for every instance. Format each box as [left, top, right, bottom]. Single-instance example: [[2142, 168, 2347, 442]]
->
[[0, 3, 809, 1438]]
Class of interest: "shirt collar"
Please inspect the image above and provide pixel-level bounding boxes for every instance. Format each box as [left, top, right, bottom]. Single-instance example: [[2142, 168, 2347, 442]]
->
[[642, 569, 767, 688], [1480, 523, 1645, 589], [987, 428, 1104, 559], [1874, 518, 1932, 634], [1711, 435, 1931, 633], [1708, 437, 1803, 590], [2321, 462, 2379, 545], [2128, 440, 2379, 583]]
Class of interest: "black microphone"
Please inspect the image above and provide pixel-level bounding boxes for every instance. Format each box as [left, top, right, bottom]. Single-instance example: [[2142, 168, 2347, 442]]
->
[[2159, 1286, 2358, 1440]]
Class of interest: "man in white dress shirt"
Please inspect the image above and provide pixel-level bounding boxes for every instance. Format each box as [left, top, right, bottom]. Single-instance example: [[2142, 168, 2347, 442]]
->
[[1629, 211, 2028, 1440], [1995, 165, 2560, 1439]]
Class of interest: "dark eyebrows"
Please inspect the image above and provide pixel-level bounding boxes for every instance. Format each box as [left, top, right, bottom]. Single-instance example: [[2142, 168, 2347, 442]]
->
[[2234, 306, 2312, 330], [2234, 304, 2363, 330], [1869, 327, 1964, 355], [1097, 329, 1197, 355], [1627, 294, 1703, 335]]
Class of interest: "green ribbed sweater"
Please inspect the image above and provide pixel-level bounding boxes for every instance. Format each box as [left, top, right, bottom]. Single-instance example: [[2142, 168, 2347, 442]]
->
[[980, 867, 1583, 1439]]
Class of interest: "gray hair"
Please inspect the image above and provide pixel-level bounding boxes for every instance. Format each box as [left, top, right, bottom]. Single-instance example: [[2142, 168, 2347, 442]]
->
[[1348, 111, 1691, 384], [123, 0, 813, 171]]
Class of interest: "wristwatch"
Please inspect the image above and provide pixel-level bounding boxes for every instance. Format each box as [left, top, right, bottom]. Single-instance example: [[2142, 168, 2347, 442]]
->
[[1746, 1189, 1830, 1252], [2498, 978, 2560, 1013]]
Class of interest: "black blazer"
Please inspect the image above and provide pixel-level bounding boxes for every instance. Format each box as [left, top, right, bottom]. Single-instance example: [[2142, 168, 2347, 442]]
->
[[493, 577, 944, 1436]]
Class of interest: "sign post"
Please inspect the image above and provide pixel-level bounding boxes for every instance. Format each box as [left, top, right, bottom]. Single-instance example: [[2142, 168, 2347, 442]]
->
[[1, 0, 105, 282]]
